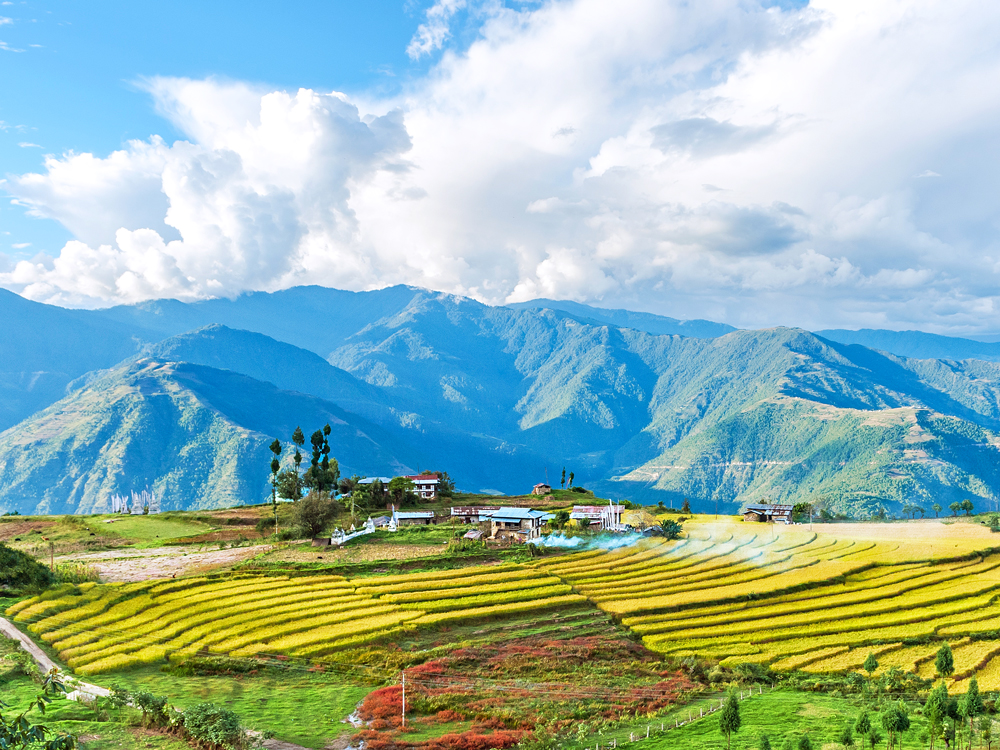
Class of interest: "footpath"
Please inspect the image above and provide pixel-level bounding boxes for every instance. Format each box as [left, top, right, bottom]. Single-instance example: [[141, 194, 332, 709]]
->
[[1, 616, 306, 750]]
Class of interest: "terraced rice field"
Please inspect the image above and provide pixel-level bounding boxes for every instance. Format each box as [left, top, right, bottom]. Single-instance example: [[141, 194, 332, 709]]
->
[[5, 564, 585, 674], [10, 519, 1000, 686], [533, 523, 1000, 689]]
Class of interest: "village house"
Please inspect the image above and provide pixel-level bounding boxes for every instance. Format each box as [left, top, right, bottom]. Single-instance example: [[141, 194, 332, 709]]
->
[[392, 507, 436, 526], [357, 476, 393, 487], [741, 503, 793, 523], [406, 474, 441, 500], [451, 506, 501, 523], [480, 507, 548, 542], [532, 483, 552, 496]]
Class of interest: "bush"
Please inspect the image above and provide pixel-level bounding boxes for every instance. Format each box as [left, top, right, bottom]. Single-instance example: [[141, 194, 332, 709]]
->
[[570, 486, 588, 494], [0, 542, 54, 593], [183, 702, 249, 749]]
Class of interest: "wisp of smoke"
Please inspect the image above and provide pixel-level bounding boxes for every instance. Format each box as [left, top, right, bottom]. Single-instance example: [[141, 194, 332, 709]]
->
[[536, 532, 644, 550]]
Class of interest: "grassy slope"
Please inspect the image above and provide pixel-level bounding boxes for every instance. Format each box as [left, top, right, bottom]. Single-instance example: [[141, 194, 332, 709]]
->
[[641, 690, 909, 750], [120, 667, 369, 749], [1, 675, 190, 750]]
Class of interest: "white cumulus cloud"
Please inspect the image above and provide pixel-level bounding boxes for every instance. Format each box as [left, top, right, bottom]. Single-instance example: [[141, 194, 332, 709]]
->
[[4, 0, 1000, 335]]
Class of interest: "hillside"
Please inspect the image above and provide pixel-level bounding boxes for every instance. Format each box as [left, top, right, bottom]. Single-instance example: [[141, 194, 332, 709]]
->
[[0, 358, 421, 514], [2, 286, 1000, 513]]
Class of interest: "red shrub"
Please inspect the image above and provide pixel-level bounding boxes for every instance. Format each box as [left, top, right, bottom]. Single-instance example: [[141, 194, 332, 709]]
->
[[360, 685, 404, 722]]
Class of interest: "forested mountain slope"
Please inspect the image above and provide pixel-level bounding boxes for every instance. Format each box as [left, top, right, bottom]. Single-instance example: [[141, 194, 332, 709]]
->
[[2, 286, 1000, 515]]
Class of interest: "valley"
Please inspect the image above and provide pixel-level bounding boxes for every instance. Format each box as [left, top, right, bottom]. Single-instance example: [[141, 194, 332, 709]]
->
[[6, 502, 1000, 750]]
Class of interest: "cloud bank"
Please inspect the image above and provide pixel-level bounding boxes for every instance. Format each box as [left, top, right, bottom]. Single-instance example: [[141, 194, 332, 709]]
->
[[4, 0, 1000, 333]]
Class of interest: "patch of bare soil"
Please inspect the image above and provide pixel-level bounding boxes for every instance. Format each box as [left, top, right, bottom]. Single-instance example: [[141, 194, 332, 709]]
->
[[259, 541, 449, 564], [57, 544, 273, 582], [178, 527, 263, 543], [0, 519, 56, 541]]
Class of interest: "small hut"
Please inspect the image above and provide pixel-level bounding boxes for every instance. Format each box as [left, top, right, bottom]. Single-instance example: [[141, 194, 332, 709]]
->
[[741, 503, 793, 523]]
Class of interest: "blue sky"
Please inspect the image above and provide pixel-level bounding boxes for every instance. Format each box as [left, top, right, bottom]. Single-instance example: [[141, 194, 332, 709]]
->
[[2, 0, 999, 336], [0, 0, 431, 256]]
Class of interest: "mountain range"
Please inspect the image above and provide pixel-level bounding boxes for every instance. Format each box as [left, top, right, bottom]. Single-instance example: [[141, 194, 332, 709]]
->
[[1, 285, 1000, 517]]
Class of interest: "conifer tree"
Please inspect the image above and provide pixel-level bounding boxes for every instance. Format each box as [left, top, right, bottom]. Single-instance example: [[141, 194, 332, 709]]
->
[[926, 682, 949, 750], [268, 439, 282, 535], [936, 643, 955, 679], [962, 677, 983, 750], [719, 686, 742, 750]]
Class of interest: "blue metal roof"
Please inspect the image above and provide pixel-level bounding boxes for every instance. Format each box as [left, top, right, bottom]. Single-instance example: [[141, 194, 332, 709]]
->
[[482, 507, 548, 521]]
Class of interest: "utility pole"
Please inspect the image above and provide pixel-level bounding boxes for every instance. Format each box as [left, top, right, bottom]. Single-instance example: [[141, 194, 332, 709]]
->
[[401, 671, 406, 727], [42, 537, 53, 572]]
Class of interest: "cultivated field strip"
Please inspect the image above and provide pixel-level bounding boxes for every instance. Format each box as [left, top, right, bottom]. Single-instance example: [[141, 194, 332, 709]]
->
[[531, 525, 1000, 689], [5, 564, 588, 675]]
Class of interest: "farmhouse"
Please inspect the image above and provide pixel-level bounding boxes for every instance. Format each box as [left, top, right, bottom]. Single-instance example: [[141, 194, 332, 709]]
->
[[392, 508, 436, 526], [741, 503, 793, 523], [357, 476, 393, 487], [480, 506, 548, 542], [406, 474, 441, 500], [532, 483, 552, 496], [451, 506, 501, 523]]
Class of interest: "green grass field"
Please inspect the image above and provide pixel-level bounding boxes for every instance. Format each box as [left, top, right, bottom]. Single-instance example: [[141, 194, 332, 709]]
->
[[640, 690, 917, 750], [120, 666, 369, 748]]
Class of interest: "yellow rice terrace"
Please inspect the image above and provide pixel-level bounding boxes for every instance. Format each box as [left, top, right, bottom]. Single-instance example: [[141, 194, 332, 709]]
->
[[10, 518, 1000, 690]]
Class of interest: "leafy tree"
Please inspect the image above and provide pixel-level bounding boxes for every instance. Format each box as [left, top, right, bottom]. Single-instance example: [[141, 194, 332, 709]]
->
[[862, 652, 879, 678], [979, 716, 992, 750], [560, 467, 566, 488], [568, 471, 575, 488], [880, 701, 909, 750], [990, 515, 1000, 533], [949, 502, 962, 517], [1, 669, 78, 749], [432, 471, 456, 497], [936, 643, 955, 678], [294, 492, 336, 538], [388, 477, 416, 506], [798, 736, 812, 750], [867, 727, 883, 750], [552, 510, 571, 529], [681, 498, 692, 514], [354, 479, 387, 511], [961, 499, 974, 516], [660, 519, 683, 540], [719, 686, 742, 750], [760, 734, 772, 750], [933, 503, 942, 518], [276, 469, 304, 502]]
